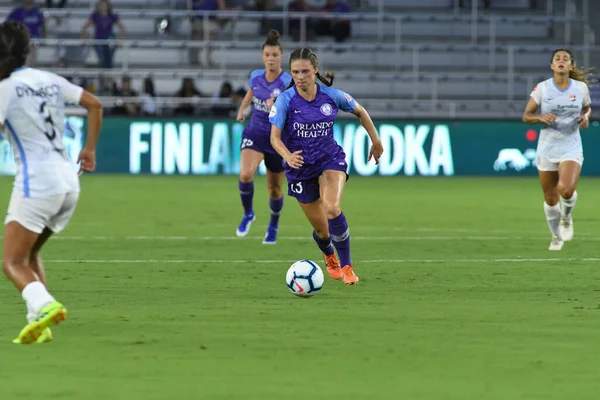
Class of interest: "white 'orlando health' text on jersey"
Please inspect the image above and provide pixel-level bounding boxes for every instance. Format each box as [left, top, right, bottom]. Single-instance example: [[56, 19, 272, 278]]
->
[[0, 67, 84, 198], [530, 78, 591, 159]]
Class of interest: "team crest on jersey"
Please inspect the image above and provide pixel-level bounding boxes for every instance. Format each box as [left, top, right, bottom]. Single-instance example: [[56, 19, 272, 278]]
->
[[272, 88, 281, 97], [320, 103, 332, 116], [569, 94, 576, 102], [344, 92, 353, 102]]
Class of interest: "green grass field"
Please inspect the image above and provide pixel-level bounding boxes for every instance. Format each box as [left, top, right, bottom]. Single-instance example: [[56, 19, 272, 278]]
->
[[1, 175, 600, 400]]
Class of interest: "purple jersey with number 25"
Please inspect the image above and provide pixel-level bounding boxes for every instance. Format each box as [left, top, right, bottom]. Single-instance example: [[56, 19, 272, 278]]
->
[[242, 69, 292, 154], [269, 83, 356, 180]]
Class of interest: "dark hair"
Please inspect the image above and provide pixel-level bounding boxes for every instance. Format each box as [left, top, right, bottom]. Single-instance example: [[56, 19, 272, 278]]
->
[[262, 29, 282, 52], [0, 21, 30, 80], [219, 81, 233, 97], [143, 77, 155, 97], [551, 48, 594, 86], [96, 0, 114, 15], [287, 48, 334, 89]]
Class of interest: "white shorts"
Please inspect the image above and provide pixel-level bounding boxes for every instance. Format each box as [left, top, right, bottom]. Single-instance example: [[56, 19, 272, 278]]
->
[[4, 192, 80, 234], [536, 154, 584, 172]]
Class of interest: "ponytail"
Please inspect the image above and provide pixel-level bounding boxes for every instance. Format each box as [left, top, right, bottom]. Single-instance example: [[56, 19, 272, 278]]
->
[[316, 71, 334, 87], [0, 21, 30, 80], [569, 68, 595, 86]]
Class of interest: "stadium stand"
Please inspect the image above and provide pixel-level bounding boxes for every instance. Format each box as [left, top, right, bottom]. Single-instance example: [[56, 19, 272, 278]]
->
[[0, 0, 596, 118]]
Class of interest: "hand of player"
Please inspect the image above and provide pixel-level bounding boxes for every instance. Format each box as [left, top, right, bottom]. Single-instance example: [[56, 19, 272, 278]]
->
[[77, 147, 96, 174], [539, 113, 557, 125], [367, 139, 383, 164], [578, 114, 590, 129], [236, 112, 245, 123], [265, 95, 275, 110], [285, 150, 304, 169]]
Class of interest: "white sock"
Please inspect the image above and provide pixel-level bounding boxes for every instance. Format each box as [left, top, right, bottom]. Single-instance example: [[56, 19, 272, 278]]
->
[[560, 190, 578, 219], [544, 202, 562, 237], [22, 281, 55, 316], [26, 303, 37, 323]]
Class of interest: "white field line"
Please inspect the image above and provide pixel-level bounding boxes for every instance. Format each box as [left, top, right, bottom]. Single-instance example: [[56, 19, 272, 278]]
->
[[68, 223, 597, 236], [44, 257, 600, 264], [34, 235, 600, 241]]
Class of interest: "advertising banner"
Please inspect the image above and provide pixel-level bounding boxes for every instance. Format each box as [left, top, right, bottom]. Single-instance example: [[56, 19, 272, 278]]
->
[[2, 118, 600, 176]]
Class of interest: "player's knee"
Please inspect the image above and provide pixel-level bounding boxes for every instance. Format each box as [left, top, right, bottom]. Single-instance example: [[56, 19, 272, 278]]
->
[[267, 185, 282, 199], [323, 202, 341, 220], [239, 172, 254, 183], [314, 226, 329, 239], [557, 183, 575, 199], [2, 254, 26, 277], [543, 192, 559, 206]]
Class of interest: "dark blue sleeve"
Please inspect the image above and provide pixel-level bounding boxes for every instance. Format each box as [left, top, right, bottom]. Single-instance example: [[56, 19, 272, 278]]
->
[[6, 9, 20, 22]]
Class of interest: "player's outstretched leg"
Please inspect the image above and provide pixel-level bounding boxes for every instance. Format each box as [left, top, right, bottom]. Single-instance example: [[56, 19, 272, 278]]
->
[[237, 180, 256, 237], [312, 231, 341, 280], [3, 222, 67, 344], [544, 202, 563, 251], [263, 196, 283, 244], [328, 212, 358, 285], [559, 190, 577, 241]]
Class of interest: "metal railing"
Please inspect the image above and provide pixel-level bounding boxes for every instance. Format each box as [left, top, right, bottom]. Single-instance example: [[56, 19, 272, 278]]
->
[[66, 95, 537, 119], [0, 7, 585, 46], [32, 38, 600, 100]]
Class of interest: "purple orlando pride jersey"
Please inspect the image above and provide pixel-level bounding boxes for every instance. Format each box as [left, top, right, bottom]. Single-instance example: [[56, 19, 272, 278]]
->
[[244, 69, 292, 153], [269, 83, 356, 180]]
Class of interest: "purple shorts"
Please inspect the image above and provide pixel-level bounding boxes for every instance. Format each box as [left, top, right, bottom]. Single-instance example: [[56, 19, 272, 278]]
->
[[286, 159, 348, 203], [241, 129, 284, 173]]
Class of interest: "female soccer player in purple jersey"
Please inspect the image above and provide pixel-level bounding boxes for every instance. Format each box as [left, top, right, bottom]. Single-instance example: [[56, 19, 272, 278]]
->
[[522, 49, 592, 251], [235, 30, 292, 244], [269, 48, 383, 285]]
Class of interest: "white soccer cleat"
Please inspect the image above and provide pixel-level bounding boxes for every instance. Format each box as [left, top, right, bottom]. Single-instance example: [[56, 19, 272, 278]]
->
[[560, 215, 574, 241], [548, 235, 564, 251]]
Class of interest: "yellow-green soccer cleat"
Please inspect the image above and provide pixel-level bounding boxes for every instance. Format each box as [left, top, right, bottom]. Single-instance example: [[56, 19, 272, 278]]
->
[[35, 328, 53, 344], [12, 302, 67, 344]]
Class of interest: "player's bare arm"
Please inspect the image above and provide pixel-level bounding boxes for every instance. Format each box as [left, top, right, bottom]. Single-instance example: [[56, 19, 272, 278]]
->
[[77, 91, 103, 173], [270, 125, 303, 169], [522, 97, 556, 125], [352, 102, 383, 164], [578, 105, 591, 128], [236, 88, 254, 122]]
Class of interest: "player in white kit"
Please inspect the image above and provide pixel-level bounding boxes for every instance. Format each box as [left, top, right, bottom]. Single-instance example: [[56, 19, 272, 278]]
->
[[522, 49, 592, 251], [0, 22, 103, 343]]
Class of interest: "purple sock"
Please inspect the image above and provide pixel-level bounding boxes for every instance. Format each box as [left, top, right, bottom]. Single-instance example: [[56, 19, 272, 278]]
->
[[239, 181, 254, 215], [312, 231, 334, 256], [329, 212, 351, 267], [269, 196, 283, 228]]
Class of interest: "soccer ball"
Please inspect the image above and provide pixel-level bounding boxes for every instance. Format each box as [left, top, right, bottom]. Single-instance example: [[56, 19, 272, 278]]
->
[[285, 260, 324, 297]]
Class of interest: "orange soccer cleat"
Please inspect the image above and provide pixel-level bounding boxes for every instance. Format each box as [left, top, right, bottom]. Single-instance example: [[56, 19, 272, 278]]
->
[[342, 265, 359, 286], [323, 253, 342, 280]]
